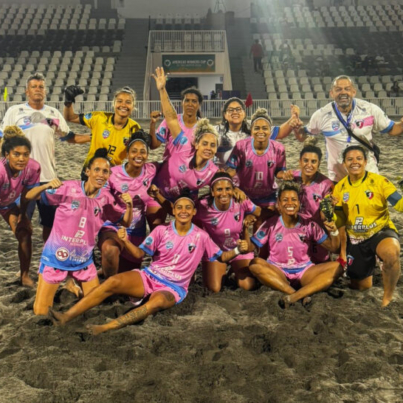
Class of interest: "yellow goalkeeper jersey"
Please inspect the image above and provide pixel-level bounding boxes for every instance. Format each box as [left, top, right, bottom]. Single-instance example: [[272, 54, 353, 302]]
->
[[333, 171, 403, 244], [80, 111, 141, 169]]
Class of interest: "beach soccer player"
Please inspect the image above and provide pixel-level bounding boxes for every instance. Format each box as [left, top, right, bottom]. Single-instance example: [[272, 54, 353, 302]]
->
[[25, 148, 133, 315], [48, 191, 249, 335]]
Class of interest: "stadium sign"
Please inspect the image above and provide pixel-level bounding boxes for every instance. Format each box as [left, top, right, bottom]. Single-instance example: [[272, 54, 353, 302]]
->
[[163, 55, 216, 72]]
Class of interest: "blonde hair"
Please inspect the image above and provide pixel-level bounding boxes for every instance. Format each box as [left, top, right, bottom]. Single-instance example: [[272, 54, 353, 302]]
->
[[194, 118, 219, 144]]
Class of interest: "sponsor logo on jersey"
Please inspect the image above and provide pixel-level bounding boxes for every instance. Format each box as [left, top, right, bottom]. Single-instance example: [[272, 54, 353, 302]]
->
[[365, 190, 374, 199], [267, 161, 274, 167], [145, 236, 153, 246], [179, 164, 187, 173], [245, 159, 253, 167], [211, 217, 218, 226], [234, 213, 240, 222], [331, 121, 340, 131], [102, 130, 110, 139], [166, 241, 173, 249], [180, 136, 188, 145], [71, 200, 80, 210], [188, 243, 196, 253], [121, 184, 129, 192], [55, 247, 69, 261], [94, 207, 101, 216], [275, 233, 283, 242], [343, 192, 349, 202]]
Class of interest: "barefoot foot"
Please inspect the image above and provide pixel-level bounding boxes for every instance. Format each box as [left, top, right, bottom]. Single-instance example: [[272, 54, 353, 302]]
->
[[302, 296, 312, 307], [21, 274, 35, 288], [48, 307, 67, 326], [86, 324, 107, 336], [62, 277, 83, 298], [279, 295, 292, 309]]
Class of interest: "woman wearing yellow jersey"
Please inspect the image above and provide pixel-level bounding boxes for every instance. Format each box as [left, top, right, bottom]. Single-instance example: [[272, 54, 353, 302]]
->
[[62, 86, 142, 178], [333, 145, 403, 307]]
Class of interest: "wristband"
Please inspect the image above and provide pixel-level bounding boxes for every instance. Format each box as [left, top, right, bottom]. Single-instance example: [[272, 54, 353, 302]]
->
[[330, 230, 339, 237], [60, 131, 75, 142], [234, 247, 240, 256], [336, 256, 347, 269]]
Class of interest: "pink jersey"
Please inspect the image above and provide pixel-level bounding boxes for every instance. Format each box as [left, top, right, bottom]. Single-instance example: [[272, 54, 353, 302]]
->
[[154, 150, 218, 201], [252, 215, 328, 268], [139, 221, 222, 300], [227, 137, 286, 205], [0, 158, 40, 208], [40, 180, 125, 270], [194, 197, 256, 258], [104, 162, 157, 236], [156, 114, 197, 160]]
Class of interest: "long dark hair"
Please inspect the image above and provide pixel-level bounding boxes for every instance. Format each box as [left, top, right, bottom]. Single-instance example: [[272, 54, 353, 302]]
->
[[220, 97, 250, 136]]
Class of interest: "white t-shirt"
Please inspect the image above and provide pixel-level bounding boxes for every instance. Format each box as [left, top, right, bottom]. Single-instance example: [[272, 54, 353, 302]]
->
[[0, 103, 70, 182], [305, 99, 394, 181]]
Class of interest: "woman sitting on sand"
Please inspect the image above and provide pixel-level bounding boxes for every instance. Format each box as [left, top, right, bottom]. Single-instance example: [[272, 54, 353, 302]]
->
[[25, 148, 133, 315], [248, 181, 342, 307], [292, 138, 334, 264], [333, 145, 403, 307], [98, 131, 159, 278], [48, 191, 249, 335], [0, 126, 40, 287]]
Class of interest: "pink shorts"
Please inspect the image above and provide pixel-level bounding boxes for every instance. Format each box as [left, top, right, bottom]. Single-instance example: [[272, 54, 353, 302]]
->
[[269, 260, 314, 288], [39, 262, 97, 284], [135, 269, 181, 303]]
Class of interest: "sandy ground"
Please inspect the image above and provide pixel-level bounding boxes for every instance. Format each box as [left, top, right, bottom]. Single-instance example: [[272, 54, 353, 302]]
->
[[1, 119, 403, 403]]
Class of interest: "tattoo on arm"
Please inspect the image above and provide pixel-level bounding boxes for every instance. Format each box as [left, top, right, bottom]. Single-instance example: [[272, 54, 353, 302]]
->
[[115, 305, 148, 328]]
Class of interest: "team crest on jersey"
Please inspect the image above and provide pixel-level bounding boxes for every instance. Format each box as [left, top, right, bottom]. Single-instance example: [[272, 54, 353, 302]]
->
[[245, 160, 253, 168], [267, 161, 274, 168], [143, 178, 149, 187], [180, 136, 188, 145], [234, 213, 240, 222], [188, 243, 196, 253], [159, 127, 166, 136], [257, 230, 265, 239], [365, 190, 374, 199], [94, 207, 101, 216], [145, 236, 153, 246], [46, 188, 57, 195], [298, 234, 306, 242], [123, 137, 130, 146], [196, 179, 203, 186], [1, 183, 10, 190], [347, 254, 354, 266], [312, 193, 321, 202], [71, 200, 80, 210], [121, 184, 129, 192], [331, 121, 340, 131], [55, 247, 69, 261], [102, 130, 110, 139], [211, 217, 218, 226], [275, 233, 283, 242], [166, 241, 173, 249], [23, 117, 31, 125], [343, 192, 349, 202], [179, 164, 187, 173], [85, 112, 92, 120], [354, 120, 364, 129]]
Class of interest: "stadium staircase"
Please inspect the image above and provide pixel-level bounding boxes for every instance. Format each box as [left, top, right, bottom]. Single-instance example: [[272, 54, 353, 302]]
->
[[112, 19, 149, 100]]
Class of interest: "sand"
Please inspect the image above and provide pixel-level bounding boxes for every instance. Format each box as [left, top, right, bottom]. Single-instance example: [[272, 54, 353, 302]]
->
[[1, 120, 403, 403]]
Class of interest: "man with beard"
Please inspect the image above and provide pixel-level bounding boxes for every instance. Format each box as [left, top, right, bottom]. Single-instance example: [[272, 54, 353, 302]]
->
[[296, 75, 403, 182]]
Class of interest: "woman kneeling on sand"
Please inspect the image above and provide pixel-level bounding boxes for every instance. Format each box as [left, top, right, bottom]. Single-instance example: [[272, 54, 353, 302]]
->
[[0, 126, 40, 287], [48, 190, 249, 335], [248, 181, 342, 307], [26, 148, 133, 315]]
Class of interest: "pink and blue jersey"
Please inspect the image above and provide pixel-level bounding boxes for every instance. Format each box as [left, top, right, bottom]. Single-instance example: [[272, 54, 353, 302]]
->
[[40, 180, 124, 270], [252, 215, 328, 269], [227, 138, 286, 206], [0, 158, 40, 211], [139, 221, 222, 301], [104, 162, 157, 237], [154, 150, 218, 201], [156, 114, 197, 160], [195, 197, 256, 260], [292, 171, 333, 263]]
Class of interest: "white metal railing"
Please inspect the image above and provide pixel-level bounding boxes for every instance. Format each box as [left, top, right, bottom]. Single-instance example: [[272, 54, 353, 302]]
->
[[0, 98, 402, 119], [149, 30, 226, 53]]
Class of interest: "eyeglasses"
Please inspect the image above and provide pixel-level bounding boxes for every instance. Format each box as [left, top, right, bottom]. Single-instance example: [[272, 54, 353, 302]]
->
[[226, 107, 243, 113]]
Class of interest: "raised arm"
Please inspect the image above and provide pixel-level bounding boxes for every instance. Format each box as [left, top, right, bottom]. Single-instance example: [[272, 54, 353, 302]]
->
[[149, 111, 163, 150], [148, 184, 174, 216], [63, 85, 84, 124], [25, 178, 63, 201], [152, 67, 182, 138], [319, 221, 340, 253], [276, 104, 303, 140], [117, 227, 146, 259], [119, 193, 133, 227]]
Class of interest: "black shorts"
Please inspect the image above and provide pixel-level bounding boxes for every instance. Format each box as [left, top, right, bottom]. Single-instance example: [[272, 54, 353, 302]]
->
[[26, 182, 56, 228], [346, 228, 399, 280]]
